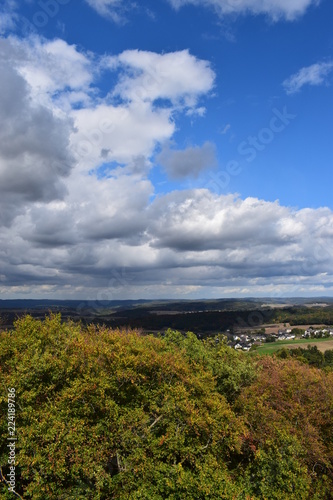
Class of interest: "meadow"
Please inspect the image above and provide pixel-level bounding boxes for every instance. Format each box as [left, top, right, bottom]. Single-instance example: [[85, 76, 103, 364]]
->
[[257, 337, 333, 355]]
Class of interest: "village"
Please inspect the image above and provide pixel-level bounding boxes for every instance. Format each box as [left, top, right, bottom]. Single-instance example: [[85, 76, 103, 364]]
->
[[231, 326, 333, 351]]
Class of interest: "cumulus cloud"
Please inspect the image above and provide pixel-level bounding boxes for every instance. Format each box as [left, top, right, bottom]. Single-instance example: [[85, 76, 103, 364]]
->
[[70, 49, 214, 171], [168, 0, 320, 20], [105, 49, 215, 110], [157, 142, 217, 179], [2, 190, 333, 298], [5, 36, 95, 110], [283, 61, 333, 94], [147, 191, 296, 251], [0, 40, 75, 225], [0, 34, 223, 297], [1, 33, 332, 299], [71, 102, 174, 170], [0, 36, 213, 221]]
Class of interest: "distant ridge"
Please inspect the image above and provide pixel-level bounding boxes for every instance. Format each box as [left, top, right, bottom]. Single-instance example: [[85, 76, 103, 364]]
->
[[1, 297, 333, 309], [0, 299, 151, 309]]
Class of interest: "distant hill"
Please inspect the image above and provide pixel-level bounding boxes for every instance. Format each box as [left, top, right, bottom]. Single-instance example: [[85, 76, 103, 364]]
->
[[1, 296, 333, 310]]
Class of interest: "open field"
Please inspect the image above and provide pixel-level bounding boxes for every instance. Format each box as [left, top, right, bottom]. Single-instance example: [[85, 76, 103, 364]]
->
[[257, 337, 333, 355], [235, 323, 291, 334], [236, 323, 331, 335], [264, 324, 332, 336]]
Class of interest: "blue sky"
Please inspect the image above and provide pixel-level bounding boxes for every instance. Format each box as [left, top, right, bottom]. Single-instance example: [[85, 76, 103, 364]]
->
[[0, 0, 332, 299]]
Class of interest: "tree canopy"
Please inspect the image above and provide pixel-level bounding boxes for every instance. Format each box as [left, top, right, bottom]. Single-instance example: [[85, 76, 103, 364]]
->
[[1, 314, 333, 498]]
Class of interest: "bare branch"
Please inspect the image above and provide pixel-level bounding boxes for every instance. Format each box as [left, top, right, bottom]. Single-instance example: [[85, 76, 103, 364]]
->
[[148, 414, 163, 430]]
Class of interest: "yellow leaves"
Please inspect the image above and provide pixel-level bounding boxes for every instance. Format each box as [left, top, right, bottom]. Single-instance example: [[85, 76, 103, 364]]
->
[[4, 315, 333, 498]]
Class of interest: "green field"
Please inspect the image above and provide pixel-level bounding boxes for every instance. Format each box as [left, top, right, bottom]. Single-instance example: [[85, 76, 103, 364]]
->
[[256, 337, 333, 355]]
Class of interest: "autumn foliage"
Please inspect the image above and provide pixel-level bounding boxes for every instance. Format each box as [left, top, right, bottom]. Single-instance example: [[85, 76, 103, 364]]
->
[[1, 314, 333, 498]]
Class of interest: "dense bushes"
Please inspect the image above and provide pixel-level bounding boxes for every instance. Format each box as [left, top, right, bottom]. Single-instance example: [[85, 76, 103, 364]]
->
[[1, 315, 333, 498], [276, 344, 333, 369], [273, 306, 333, 326]]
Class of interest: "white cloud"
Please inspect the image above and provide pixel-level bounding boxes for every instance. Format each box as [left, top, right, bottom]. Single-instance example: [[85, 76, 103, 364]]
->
[[71, 102, 174, 170], [0, 36, 213, 179], [70, 48, 215, 171], [157, 142, 217, 179], [2, 189, 333, 298], [0, 39, 75, 225], [105, 49, 215, 111], [148, 191, 294, 251], [6, 36, 94, 109], [168, 0, 320, 20], [84, 0, 129, 22], [1, 33, 333, 299], [0, 34, 223, 297], [283, 61, 333, 94], [84, 0, 320, 21]]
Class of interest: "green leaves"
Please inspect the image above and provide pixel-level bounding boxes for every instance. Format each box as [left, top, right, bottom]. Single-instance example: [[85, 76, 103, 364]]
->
[[238, 356, 333, 498], [1, 315, 333, 498], [0, 316, 242, 498]]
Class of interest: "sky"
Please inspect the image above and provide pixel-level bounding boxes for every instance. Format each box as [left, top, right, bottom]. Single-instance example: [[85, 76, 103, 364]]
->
[[0, 0, 332, 300]]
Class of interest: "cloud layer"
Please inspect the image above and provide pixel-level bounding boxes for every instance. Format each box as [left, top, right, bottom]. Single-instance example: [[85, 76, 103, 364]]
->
[[1, 35, 333, 299], [2, 188, 333, 298]]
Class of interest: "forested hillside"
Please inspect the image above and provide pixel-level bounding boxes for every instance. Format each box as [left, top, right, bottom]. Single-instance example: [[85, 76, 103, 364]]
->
[[1, 315, 333, 499]]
